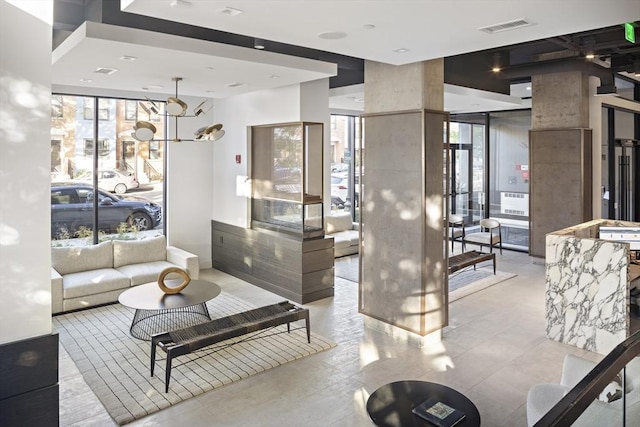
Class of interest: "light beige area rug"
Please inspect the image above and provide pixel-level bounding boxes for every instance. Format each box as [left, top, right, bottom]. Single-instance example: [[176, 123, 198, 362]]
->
[[53, 293, 336, 425]]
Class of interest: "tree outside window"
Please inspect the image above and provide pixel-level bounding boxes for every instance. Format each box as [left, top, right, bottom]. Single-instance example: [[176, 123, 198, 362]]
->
[[125, 100, 137, 121], [84, 139, 109, 157], [84, 98, 110, 120], [51, 95, 63, 118]]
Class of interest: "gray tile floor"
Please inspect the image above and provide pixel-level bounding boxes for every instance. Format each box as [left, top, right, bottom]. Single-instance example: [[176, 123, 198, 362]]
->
[[59, 246, 612, 426]]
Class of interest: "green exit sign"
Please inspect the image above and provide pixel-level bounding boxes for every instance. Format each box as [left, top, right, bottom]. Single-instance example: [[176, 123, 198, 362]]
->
[[625, 22, 636, 43]]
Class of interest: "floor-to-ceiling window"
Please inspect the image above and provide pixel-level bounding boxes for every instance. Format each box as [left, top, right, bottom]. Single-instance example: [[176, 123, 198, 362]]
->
[[50, 94, 166, 245], [601, 106, 639, 222], [452, 109, 531, 252], [330, 114, 361, 221], [449, 114, 486, 224], [488, 109, 531, 251]]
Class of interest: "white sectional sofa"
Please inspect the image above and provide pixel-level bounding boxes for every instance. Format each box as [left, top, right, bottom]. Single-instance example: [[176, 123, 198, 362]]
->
[[51, 235, 199, 314], [325, 212, 359, 257]]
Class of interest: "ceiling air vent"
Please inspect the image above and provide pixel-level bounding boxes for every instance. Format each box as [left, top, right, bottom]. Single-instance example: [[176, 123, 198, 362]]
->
[[478, 19, 533, 34], [92, 67, 118, 75]]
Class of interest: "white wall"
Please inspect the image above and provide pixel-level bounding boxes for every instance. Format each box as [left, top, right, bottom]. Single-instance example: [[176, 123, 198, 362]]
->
[[300, 79, 332, 214], [212, 79, 330, 227], [0, 0, 53, 344], [165, 95, 215, 268]]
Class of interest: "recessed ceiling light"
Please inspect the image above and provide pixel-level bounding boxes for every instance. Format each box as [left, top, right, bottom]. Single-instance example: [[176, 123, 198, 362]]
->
[[354, 98, 365, 103], [217, 6, 243, 16], [141, 87, 149, 91], [226, 83, 246, 88], [79, 78, 92, 83], [392, 48, 409, 53], [269, 75, 280, 79], [362, 24, 376, 30], [93, 67, 118, 75], [147, 85, 164, 89], [120, 56, 137, 61], [206, 90, 216, 94], [526, 86, 531, 91], [170, 0, 192, 7], [318, 31, 348, 40]]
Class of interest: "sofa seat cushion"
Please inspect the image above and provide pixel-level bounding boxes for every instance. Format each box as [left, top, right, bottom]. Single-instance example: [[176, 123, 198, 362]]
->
[[63, 268, 130, 299], [116, 260, 179, 286], [113, 235, 166, 268], [325, 213, 354, 234], [52, 241, 113, 275], [332, 230, 359, 247], [332, 235, 352, 250]]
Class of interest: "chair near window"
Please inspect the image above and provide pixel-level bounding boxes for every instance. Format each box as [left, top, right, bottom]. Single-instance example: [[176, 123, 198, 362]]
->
[[448, 214, 466, 252], [464, 218, 503, 254]]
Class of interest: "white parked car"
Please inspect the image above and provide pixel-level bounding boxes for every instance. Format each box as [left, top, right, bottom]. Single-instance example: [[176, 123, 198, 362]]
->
[[76, 169, 139, 194], [331, 174, 349, 204]]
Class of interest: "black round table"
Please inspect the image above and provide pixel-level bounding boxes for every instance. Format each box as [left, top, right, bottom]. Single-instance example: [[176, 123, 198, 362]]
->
[[118, 279, 221, 340], [367, 380, 481, 427]]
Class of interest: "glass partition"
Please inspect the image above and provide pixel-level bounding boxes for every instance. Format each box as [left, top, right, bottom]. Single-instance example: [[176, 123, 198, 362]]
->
[[251, 121, 324, 239]]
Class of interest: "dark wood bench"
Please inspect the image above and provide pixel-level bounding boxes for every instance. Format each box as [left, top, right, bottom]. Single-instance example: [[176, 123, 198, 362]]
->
[[150, 300, 310, 392], [448, 250, 496, 275]]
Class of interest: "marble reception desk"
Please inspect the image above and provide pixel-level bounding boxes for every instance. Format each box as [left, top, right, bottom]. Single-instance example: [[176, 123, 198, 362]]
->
[[545, 219, 639, 354]]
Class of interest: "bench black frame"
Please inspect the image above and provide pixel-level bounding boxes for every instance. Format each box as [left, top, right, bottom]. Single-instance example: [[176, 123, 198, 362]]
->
[[150, 300, 310, 392]]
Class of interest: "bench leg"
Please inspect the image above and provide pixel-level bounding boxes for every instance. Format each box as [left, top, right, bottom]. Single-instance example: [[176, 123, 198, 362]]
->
[[493, 257, 496, 274], [165, 354, 173, 393], [305, 311, 311, 344], [150, 339, 157, 377]]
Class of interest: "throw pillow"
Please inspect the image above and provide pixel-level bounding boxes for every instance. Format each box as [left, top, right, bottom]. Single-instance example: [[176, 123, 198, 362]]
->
[[51, 241, 113, 275], [113, 235, 166, 268]]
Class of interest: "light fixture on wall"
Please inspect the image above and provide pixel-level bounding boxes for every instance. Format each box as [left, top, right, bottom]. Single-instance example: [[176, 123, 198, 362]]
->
[[132, 77, 225, 143]]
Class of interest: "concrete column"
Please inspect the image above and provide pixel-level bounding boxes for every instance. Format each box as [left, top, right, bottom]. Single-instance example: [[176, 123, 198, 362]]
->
[[360, 59, 447, 345], [532, 70, 589, 129], [529, 71, 592, 257]]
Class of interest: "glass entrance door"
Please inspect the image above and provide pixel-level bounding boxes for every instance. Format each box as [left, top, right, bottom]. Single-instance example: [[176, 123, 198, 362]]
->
[[450, 143, 472, 223], [614, 139, 638, 221]]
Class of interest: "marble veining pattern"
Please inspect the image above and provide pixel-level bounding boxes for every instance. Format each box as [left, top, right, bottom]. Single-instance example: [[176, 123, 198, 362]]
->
[[545, 232, 629, 354]]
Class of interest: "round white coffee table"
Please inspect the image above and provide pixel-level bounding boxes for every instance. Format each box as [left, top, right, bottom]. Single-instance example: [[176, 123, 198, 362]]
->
[[118, 279, 221, 340]]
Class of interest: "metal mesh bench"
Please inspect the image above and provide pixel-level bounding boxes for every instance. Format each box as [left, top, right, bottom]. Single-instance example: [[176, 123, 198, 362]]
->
[[150, 300, 310, 392]]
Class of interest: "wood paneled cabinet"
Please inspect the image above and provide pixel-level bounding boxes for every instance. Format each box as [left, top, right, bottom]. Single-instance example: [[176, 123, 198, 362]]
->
[[211, 221, 334, 304]]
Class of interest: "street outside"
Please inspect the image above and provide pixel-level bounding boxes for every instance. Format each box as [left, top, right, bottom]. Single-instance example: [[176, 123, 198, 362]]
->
[[127, 180, 164, 205]]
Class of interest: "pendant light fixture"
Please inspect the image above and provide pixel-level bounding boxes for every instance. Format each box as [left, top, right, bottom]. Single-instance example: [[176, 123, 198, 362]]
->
[[132, 77, 224, 143]]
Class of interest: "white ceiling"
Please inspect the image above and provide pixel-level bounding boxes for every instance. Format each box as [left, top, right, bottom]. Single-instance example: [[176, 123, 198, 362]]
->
[[329, 83, 532, 113], [52, 1, 639, 111], [52, 21, 336, 98], [121, 0, 639, 66]]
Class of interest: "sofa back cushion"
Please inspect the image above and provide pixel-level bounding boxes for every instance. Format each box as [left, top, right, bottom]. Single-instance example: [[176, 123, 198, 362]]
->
[[325, 213, 353, 234], [113, 235, 166, 268], [52, 241, 113, 275]]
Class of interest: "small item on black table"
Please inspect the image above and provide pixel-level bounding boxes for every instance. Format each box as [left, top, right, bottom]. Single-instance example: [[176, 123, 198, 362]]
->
[[412, 397, 466, 427]]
